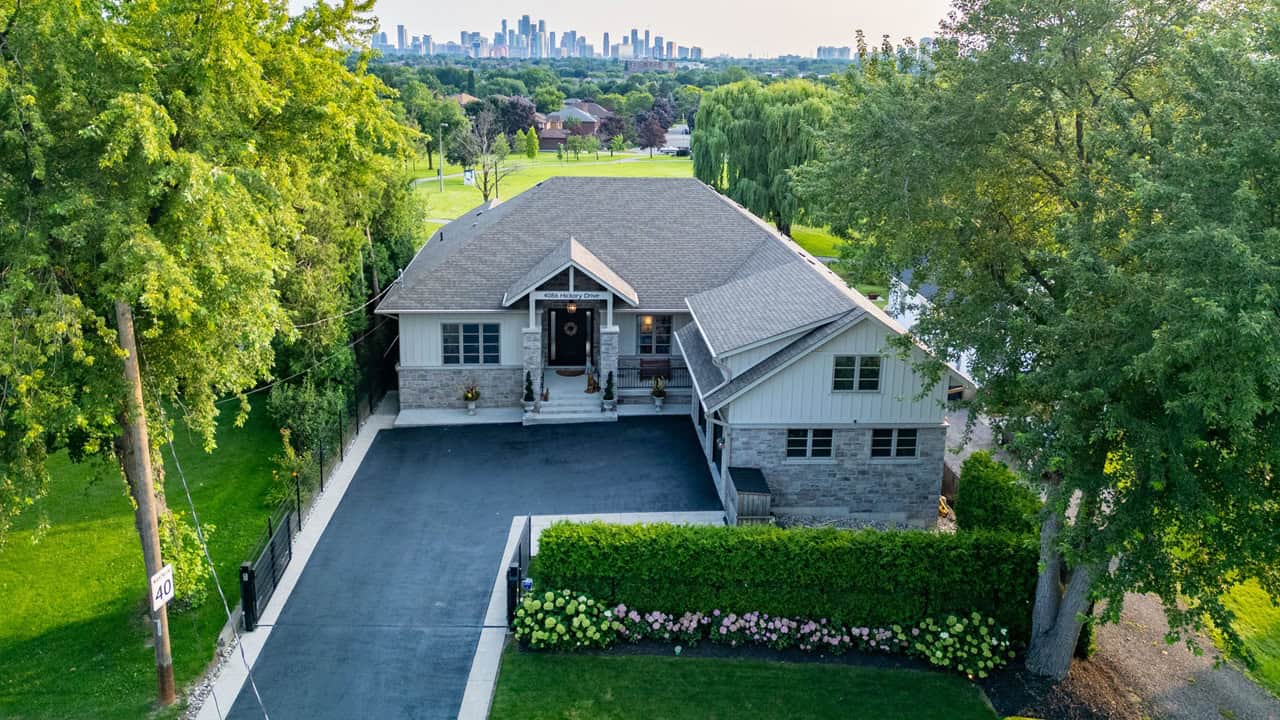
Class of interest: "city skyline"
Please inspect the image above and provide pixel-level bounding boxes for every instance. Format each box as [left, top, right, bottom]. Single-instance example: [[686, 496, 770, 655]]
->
[[287, 0, 953, 58]]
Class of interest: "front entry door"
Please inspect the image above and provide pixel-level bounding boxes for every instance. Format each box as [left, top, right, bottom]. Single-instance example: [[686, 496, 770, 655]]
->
[[549, 308, 590, 366]]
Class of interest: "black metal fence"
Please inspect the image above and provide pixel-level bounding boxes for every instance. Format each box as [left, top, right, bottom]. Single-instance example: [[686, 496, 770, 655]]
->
[[239, 362, 393, 632], [506, 515, 534, 626], [617, 363, 692, 391]]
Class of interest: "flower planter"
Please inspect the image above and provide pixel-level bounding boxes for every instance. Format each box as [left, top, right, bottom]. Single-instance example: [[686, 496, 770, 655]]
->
[[466, 400, 477, 415], [523, 400, 536, 413], [652, 396, 664, 411]]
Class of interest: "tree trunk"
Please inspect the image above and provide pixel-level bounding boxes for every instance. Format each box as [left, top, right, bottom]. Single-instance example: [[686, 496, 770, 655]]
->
[[1025, 509, 1097, 679], [114, 300, 177, 706], [426, 148, 434, 170]]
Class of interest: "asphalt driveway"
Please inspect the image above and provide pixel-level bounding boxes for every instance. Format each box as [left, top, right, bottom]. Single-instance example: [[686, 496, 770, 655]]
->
[[227, 416, 722, 720]]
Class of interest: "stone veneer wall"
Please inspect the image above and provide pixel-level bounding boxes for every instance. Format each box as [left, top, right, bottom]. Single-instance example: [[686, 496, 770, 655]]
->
[[399, 367, 522, 409], [726, 426, 946, 528]]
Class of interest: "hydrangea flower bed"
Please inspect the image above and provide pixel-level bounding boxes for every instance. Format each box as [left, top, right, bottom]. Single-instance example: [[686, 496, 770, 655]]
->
[[514, 589, 1017, 679]]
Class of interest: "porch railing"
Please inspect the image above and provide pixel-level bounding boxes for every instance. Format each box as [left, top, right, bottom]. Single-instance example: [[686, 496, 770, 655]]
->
[[617, 359, 691, 391]]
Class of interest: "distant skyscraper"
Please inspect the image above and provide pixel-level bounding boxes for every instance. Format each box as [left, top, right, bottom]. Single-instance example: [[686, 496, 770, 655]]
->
[[653, 35, 664, 58], [603, 32, 610, 57], [501, 18, 507, 36], [549, 31, 556, 55], [666, 41, 675, 59], [396, 24, 407, 51], [643, 30, 650, 57], [630, 28, 638, 49], [537, 19, 545, 34]]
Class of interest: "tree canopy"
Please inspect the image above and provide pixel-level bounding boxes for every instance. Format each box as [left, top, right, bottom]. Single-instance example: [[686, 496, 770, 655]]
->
[[0, 0, 413, 537], [692, 79, 830, 234], [796, 0, 1280, 678]]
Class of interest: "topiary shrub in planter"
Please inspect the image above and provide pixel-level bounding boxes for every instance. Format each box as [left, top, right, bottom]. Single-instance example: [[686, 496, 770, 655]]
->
[[513, 589, 619, 650], [956, 451, 1042, 535]]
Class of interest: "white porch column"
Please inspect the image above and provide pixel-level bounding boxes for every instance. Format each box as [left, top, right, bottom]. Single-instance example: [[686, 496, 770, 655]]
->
[[606, 294, 613, 328]]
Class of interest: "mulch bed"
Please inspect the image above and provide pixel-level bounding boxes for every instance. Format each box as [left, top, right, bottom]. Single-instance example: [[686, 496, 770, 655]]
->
[[515, 641, 1150, 719]]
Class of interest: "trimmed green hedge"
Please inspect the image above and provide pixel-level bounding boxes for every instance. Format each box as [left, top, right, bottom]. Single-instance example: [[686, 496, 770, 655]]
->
[[957, 451, 1043, 535], [532, 523, 1039, 643]]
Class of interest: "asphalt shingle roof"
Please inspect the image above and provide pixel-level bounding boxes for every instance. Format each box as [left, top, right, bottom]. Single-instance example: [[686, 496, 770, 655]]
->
[[673, 322, 726, 396], [686, 260, 855, 357], [702, 309, 867, 411], [502, 237, 638, 306], [378, 177, 803, 314]]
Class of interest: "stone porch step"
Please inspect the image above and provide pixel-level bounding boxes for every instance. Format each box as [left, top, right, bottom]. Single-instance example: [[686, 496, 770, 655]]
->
[[523, 410, 618, 425], [536, 403, 607, 415]]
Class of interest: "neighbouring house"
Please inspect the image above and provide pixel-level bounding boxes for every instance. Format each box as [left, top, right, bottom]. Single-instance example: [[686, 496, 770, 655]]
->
[[375, 178, 973, 528], [664, 122, 692, 152], [535, 101, 604, 149]]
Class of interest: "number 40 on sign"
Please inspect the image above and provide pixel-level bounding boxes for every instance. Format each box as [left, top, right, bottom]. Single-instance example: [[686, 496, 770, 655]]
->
[[150, 564, 175, 611]]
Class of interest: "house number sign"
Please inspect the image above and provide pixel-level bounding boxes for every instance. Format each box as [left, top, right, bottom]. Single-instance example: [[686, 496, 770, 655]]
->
[[532, 291, 609, 301]]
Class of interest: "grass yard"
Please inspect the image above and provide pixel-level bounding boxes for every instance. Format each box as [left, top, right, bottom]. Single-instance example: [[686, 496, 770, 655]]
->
[[489, 648, 998, 720], [788, 225, 847, 258], [1221, 580, 1280, 698], [0, 401, 280, 720], [407, 149, 648, 182]]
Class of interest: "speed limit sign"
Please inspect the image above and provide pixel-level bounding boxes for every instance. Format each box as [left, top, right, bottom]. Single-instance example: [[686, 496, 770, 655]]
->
[[150, 564, 175, 611]]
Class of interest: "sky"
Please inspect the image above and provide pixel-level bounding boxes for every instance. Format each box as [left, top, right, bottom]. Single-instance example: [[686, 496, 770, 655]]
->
[[290, 0, 955, 58]]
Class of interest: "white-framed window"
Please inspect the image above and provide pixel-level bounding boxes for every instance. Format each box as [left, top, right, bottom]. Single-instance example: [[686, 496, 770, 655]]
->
[[870, 428, 918, 458], [785, 428, 834, 459], [442, 323, 500, 365], [637, 315, 673, 355], [833, 355, 882, 392]]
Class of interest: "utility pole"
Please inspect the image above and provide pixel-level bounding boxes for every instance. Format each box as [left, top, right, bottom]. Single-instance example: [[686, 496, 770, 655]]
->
[[114, 300, 177, 706], [438, 121, 449, 192]]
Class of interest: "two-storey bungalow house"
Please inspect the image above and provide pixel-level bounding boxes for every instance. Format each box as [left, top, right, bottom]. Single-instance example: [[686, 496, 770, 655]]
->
[[375, 177, 971, 527]]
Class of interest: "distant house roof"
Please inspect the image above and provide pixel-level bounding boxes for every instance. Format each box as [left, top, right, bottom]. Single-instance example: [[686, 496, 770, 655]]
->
[[447, 92, 479, 106], [566, 100, 614, 119], [547, 105, 597, 124]]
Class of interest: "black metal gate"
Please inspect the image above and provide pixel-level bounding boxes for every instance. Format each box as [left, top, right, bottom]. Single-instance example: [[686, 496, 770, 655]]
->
[[240, 501, 301, 631]]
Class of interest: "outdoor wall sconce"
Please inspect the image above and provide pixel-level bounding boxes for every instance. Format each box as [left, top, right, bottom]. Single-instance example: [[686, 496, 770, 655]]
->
[[567, 300, 578, 314]]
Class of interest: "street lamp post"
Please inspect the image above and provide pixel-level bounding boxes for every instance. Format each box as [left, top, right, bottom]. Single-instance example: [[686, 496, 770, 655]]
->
[[438, 122, 448, 192]]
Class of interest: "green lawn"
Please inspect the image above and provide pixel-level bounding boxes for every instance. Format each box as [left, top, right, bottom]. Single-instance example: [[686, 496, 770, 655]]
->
[[1222, 580, 1280, 697], [490, 648, 998, 720], [407, 149, 647, 182], [788, 225, 847, 257], [0, 402, 279, 720]]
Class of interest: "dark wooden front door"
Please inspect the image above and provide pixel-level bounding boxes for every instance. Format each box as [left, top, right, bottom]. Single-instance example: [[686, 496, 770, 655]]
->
[[549, 308, 590, 366]]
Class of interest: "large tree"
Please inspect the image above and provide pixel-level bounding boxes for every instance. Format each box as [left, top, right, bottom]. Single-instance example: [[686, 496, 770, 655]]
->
[[692, 79, 830, 234], [0, 0, 411, 700], [796, 0, 1280, 679]]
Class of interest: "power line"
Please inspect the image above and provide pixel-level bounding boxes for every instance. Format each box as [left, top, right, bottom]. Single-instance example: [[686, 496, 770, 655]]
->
[[290, 283, 394, 330], [165, 433, 271, 720], [215, 318, 389, 406]]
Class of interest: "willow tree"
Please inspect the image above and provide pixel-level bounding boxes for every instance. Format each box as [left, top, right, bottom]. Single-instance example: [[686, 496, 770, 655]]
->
[[692, 80, 830, 235], [0, 0, 411, 701], [797, 0, 1280, 679]]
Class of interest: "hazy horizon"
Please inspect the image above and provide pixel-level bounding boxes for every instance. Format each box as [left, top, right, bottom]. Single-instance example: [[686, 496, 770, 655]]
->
[[289, 0, 954, 58]]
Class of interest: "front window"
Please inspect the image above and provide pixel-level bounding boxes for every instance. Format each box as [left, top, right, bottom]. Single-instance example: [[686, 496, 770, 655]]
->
[[442, 323, 500, 365], [786, 428, 834, 459], [637, 315, 673, 355], [870, 428, 918, 458], [833, 355, 882, 392]]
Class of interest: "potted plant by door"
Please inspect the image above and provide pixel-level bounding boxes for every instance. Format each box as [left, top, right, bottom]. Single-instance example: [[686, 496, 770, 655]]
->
[[602, 371, 616, 411], [462, 384, 481, 415], [522, 372, 536, 412], [650, 376, 667, 411]]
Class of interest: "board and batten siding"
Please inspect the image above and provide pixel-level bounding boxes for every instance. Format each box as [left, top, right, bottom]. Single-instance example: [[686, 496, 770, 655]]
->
[[726, 319, 947, 426], [398, 312, 526, 367]]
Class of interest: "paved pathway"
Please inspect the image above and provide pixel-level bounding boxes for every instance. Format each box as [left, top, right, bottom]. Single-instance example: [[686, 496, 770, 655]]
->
[[1096, 593, 1280, 720], [225, 416, 721, 720]]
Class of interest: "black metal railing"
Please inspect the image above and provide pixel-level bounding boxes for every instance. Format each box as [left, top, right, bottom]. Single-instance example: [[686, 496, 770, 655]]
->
[[239, 363, 392, 631], [617, 362, 691, 391]]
